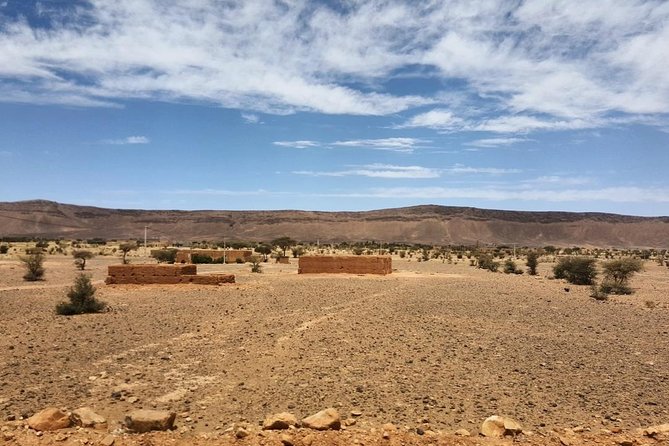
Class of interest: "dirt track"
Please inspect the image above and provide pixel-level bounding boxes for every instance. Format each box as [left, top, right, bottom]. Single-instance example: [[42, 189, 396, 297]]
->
[[1, 255, 668, 445]]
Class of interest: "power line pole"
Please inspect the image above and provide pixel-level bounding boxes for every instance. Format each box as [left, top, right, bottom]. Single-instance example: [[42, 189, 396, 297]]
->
[[144, 226, 148, 256]]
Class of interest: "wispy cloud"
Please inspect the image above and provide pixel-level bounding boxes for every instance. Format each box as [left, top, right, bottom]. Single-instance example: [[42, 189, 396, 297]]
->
[[331, 138, 430, 153], [327, 186, 669, 203], [273, 140, 320, 149], [1, 1, 666, 130], [274, 137, 430, 153], [465, 137, 531, 148], [241, 112, 260, 124], [102, 136, 150, 145], [444, 165, 522, 175], [293, 164, 441, 179]]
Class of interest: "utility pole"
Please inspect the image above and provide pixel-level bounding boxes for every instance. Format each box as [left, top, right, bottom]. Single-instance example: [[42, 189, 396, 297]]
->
[[223, 237, 226, 264], [144, 226, 148, 256]]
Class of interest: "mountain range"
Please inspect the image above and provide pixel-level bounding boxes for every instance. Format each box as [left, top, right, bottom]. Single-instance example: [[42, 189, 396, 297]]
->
[[1, 200, 668, 248]]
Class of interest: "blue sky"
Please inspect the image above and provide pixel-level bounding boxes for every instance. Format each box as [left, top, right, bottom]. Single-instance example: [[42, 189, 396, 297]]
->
[[0, 0, 668, 215]]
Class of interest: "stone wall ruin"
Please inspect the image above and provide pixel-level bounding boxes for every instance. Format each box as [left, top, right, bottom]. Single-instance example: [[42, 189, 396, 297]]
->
[[298, 255, 392, 275], [105, 264, 235, 285]]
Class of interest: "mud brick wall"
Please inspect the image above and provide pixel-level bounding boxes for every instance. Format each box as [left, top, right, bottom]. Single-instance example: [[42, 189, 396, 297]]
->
[[105, 264, 235, 285], [298, 256, 392, 275], [175, 249, 253, 263]]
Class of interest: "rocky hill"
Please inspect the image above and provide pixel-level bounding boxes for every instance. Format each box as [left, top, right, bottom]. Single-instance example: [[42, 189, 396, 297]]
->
[[1, 200, 668, 247]]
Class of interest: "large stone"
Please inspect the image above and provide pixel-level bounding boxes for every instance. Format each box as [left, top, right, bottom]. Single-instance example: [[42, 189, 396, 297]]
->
[[124, 410, 176, 433], [480, 415, 522, 438], [262, 412, 298, 430], [643, 423, 669, 437], [301, 408, 341, 431], [71, 407, 107, 429], [27, 408, 72, 431]]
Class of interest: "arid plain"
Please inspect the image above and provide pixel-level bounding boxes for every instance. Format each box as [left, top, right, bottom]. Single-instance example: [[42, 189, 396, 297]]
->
[[1, 251, 668, 446]]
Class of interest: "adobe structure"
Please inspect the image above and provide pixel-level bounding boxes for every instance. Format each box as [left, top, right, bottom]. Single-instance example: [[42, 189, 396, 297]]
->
[[298, 255, 392, 275], [105, 264, 235, 285], [174, 249, 253, 264]]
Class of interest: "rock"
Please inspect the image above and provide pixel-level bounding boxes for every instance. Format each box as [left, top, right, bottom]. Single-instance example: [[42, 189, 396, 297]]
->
[[643, 423, 669, 437], [351, 411, 363, 417], [27, 407, 72, 431], [302, 408, 341, 430], [100, 435, 115, 446], [124, 409, 176, 433], [480, 415, 522, 438], [262, 412, 298, 430], [343, 418, 356, 426], [280, 433, 294, 446], [416, 427, 425, 435], [454, 428, 471, 436], [235, 427, 249, 438], [71, 407, 107, 429]]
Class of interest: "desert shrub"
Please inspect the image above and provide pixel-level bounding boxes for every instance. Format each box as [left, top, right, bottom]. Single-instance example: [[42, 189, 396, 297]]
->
[[477, 254, 499, 272], [398, 250, 406, 258], [35, 240, 49, 249], [21, 251, 45, 281], [599, 258, 643, 295], [526, 251, 539, 275], [191, 254, 213, 264], [235, 257, 244, 264], [249, 256, 263, 273], [352, 247, 364, 255], [590, 284, 609, 301], [56, 274, 106, 315], [72, 250, 94, 270], [553, 256, 597, 285], [291, 246, 305, 258], [119, 242, 138, 264], [503, 259, 522, 274], [151, 249, 177, 264], [0, 245, 8, 254]]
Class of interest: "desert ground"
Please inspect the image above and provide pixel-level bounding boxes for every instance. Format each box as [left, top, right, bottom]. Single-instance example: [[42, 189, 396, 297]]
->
[[1, 250, 668, 445]]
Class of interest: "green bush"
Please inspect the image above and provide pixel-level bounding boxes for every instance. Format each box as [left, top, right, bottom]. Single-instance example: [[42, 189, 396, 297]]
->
[[553, 257, 597, 285], [151, 249, 177, 264], [191, 254, 213, 264], [72, 249, 94, 270], [21, 252, 45, 281], [503, 259, 522, 274], [477, 254, 499, 272], [249, 255, 263, 273], [526, 251, 539, 275], [0, 245, 8, 254], [56, 274, 106, 315], [599, 258, 643, 295]]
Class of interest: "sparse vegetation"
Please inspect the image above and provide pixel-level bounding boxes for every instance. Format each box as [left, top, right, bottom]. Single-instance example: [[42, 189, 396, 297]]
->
[[151, 248, 178, 264], [271, 236, 296, 258], [56, 274, 106, 315], [553, 256, 597, 285], [21, 251, 45, 281], [526, 251, 539, 275], [599, 258, 643, 295], [255, 244, 272, 262], [291, 246, 306, 258], [503, 258, 522, 274], [249, 255, 263, 273], [119, 242, 138, 264], [191, 253, 214, 264], [0, 244, 8, 254], [476, 253, 499, 272], [72, 249, 94, 270]]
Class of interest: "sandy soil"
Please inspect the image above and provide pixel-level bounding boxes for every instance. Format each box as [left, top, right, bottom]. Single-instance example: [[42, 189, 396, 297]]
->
[[1, 253, 668, 445]]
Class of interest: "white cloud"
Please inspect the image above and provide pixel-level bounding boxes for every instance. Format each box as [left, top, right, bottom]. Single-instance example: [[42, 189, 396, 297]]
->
[[465, 137, 530, 148], [332, 186, 669, 203], [102, 136, 150, 145], [444, 165, 522, 175], [293, 164, 441, 179], [273, 140, 320, 149], [524, 176, 594, 186], [0, 1, 667, 129], [241, 112, 260, 124], [331, 137, 430, 153]]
